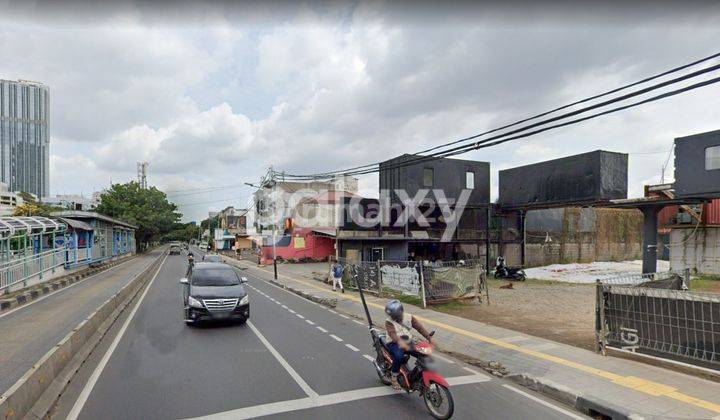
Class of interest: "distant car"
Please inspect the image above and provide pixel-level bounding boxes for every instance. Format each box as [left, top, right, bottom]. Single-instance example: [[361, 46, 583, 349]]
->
[[180, 262, 249, 325], [169, 244, 181, 255], [202, 254, 222, 262]]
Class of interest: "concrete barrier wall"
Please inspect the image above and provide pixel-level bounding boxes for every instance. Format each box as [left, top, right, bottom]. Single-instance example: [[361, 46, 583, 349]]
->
[[0, 251, 165, 419]]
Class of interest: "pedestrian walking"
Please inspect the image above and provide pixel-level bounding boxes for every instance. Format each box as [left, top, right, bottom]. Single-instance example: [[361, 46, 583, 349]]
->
[[331, 261, 345, 293]]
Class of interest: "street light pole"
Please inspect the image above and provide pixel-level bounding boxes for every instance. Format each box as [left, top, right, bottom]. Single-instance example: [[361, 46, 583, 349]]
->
[[272, 170, 278, 280]]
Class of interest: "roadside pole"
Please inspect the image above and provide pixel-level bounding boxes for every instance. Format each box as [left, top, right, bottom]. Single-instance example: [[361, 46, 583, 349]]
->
[[355, 268, 374, 329], [272, 176, 278, 280], [419, 262, 427, 308]]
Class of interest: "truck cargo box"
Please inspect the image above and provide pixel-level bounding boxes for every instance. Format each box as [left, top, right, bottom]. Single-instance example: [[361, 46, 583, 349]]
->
[[499, 150, 628, 208], [674, 129, 720, 198]]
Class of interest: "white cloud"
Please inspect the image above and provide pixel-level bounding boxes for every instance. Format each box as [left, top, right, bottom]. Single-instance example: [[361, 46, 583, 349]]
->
[[6, 3, 720, 222]]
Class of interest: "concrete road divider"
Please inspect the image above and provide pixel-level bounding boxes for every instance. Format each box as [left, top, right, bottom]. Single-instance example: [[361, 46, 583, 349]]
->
[[0, 251, 166, 420]]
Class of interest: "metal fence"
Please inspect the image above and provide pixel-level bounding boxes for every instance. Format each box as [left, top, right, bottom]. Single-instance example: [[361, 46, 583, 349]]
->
[[423, 260, 485, 303], [596, 275, 720, 370], [338, 258, 486, 306], [0, 248, 67, 293]]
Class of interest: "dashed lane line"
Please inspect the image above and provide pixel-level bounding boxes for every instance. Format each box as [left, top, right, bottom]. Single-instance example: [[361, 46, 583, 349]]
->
[[305, 320, 315, 325], [345, 344, 360, 352], [329, 334, 344, 342], [433, 354, 455, 364], [316, 326, 328, 333], [363, 354, 375, 362]]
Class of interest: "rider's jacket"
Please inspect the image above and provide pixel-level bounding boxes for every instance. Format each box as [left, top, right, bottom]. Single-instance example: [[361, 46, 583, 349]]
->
[[388, 312, 414, 342]]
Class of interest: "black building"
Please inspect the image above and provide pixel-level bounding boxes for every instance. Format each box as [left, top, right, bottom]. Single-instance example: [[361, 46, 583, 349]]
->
[[337, 154, 491, 262], [674, 129, 720, 198]]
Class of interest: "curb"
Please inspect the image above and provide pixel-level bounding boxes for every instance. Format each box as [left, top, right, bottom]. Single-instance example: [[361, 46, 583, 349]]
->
[[0, 255, 135, 315], [241, 261, 640, 420], [267, 277, 338, 308], [504, 373, 637, 418], [0, 251, 165, 420], [221, 257, 339, 308]]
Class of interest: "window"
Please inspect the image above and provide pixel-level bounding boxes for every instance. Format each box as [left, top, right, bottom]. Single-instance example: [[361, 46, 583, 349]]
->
[[423, 168, 434, 187], [465, 171, 475, 189], [706, 145, 720, 170]]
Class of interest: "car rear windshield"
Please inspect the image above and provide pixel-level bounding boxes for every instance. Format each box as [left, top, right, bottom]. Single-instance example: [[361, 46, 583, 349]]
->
[[192, 269, 240, 286]]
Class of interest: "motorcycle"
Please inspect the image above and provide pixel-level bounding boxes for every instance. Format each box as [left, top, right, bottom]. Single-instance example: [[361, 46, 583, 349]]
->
[[351, 267, 454, 419], [370, 328, 454, 419], [494, 257, 526, 281]]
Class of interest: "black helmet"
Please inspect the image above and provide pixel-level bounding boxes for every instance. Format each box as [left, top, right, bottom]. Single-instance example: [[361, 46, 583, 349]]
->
[[385, 299, 404, 322]]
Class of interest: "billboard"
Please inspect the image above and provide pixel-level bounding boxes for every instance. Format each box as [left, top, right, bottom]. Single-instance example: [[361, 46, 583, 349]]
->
[[498, 150, 628, 208]]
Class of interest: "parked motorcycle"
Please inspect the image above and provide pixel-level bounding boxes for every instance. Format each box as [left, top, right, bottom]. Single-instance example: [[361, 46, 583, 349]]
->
[[494, 256, 526, 281], [370, 328, 454, 419]]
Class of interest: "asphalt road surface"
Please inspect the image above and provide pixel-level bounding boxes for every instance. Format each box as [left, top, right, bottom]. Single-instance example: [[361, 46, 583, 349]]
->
[[52, 247, 588, 419], [0, 250, 163, 394]]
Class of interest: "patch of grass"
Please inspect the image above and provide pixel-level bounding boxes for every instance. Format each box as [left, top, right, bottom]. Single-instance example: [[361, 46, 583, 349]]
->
[[690, 275, 720, 293], [430, 301, 468, 312]]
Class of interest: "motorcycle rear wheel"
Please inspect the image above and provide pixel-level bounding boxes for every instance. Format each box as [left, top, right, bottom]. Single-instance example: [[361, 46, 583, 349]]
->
[[423, 382, 454, 419], [374, 353, 392, 385]]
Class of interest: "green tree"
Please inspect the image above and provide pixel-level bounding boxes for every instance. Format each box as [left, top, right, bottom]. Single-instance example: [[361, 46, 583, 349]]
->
[[161, 222, 201, 243], [95, 182, 181, 250]]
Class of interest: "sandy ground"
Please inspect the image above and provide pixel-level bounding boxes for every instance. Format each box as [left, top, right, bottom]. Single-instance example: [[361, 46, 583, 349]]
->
[[524, 259, 671, 283], [437, 279, 598, 350]]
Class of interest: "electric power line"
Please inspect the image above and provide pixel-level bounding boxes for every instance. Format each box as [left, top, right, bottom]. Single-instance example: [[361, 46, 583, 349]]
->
[[277, 52, 720, 180]]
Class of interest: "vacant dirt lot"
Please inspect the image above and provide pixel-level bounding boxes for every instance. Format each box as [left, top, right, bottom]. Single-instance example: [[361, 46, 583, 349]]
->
[[437, 279, 597, 350]]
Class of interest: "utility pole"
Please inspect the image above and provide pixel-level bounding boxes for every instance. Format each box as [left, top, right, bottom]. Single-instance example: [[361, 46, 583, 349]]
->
[[270, 167, 278, 280]]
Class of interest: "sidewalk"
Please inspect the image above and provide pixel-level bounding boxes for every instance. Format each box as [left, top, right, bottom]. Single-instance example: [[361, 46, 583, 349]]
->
[[230, 258, 720, 419]]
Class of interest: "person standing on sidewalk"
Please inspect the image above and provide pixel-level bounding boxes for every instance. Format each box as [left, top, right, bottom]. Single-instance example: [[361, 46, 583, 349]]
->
[[331, 261, 345, 293]]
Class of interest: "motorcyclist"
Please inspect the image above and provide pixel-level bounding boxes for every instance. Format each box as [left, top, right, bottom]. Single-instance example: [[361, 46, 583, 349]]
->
[[384, 299, 435, 390]]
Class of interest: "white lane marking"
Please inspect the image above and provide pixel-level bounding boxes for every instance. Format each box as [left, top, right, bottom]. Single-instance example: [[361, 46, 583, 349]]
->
[[247, 321, 318, 398], [282, 305, 288, 309], [275, 301, 282, 305], [363, 354, 375, 362], [501, 385, 587, 420], [67, 253, 169, 420], [288, 309, 296, 314], [329, 334, 343, 342], [296, 314, 305, 319], [305, 320, 315, 325], [352, 320, 364, 326], [345, 344, 359, 352], [433, 354, 455, 364], [337, 314, 349, 319], [0, 256, 139, 320], [316, 326, 328, 333], [184, 375, 488, 420], [462, 366, 480, 375]]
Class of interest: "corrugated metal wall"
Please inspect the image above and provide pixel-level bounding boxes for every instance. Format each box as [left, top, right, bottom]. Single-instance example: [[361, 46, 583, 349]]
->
[[703, 199, 720, 225]]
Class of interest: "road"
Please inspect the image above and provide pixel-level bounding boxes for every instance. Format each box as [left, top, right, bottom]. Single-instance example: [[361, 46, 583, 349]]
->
[[52, 246, 588, 419], [0, 249, 163, 394]]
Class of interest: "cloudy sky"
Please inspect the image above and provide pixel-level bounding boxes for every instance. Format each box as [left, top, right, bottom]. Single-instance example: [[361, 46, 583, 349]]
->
[[2, 0, 720, 222]]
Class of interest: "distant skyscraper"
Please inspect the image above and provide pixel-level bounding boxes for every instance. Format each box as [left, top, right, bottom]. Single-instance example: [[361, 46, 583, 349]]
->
[[0, 79, 50, 197]]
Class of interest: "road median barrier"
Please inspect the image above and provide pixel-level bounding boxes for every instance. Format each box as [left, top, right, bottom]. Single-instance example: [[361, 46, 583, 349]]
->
[[0, 254, 137, 315], [0, 250, 166, 420]]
